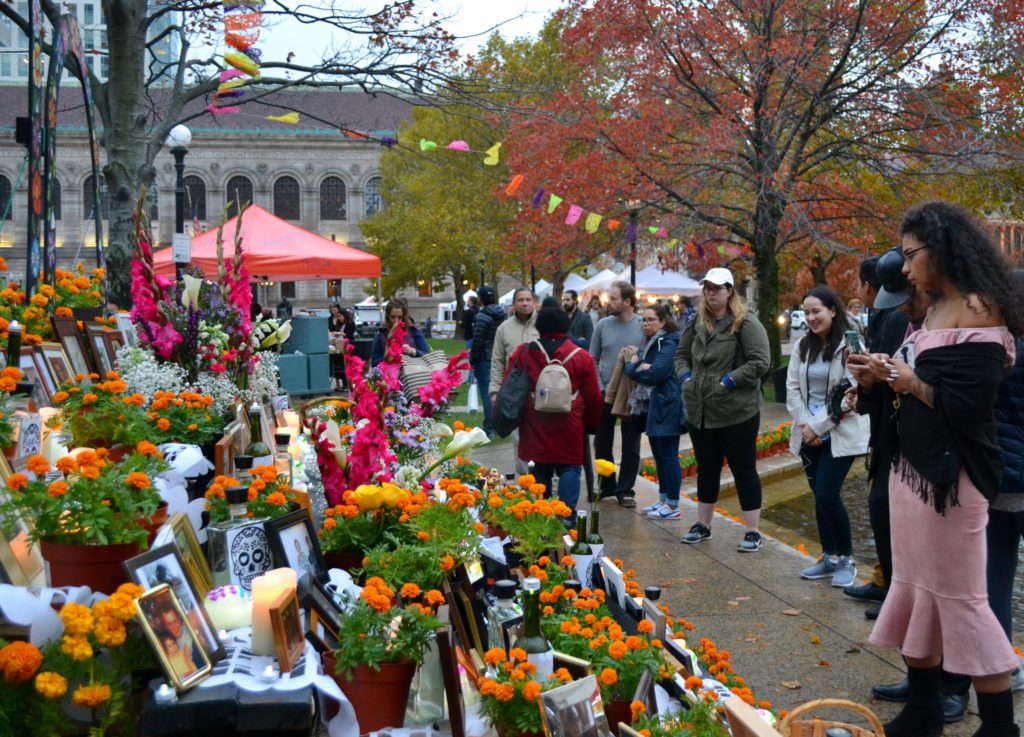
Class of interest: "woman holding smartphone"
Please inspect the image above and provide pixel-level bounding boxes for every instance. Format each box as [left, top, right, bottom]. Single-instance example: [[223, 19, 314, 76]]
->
[[849, 202, 1022, 737], [786, 286, 870, 588]]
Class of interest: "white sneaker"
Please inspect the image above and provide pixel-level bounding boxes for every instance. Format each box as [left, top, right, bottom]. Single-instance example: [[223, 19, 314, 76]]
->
[[1012, 668, 1024, 692], [647, 505, 681, 519], [641, 502, 665, 514]]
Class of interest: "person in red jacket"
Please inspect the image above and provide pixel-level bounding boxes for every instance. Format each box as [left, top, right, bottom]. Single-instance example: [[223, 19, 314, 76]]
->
[[506, 300, 603, 519]]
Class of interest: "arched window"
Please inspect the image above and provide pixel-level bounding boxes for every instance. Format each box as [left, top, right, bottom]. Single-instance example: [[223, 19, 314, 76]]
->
[[0, 174, 11, 221], [184, 175, 206, 221], [225, 175, 253, 219], [365, 176, 383, 217], [319, 176, 347, 220], [273, 176, 300, 221], [83, 174, 109, 220], [52, 178, 62, 221]]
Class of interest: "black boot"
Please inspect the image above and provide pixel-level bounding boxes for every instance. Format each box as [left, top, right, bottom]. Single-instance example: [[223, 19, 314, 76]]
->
[[973, 689, 1019, 737], [884, 665, 944, 737]]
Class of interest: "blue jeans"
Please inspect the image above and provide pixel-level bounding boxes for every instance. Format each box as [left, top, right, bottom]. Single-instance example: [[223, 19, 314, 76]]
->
[[986, 508, 1024, 641], [649, 434, 681, 505], [534, 463, 581, 519], [800, 440, 855, 557], [473, 362, 494, 436]]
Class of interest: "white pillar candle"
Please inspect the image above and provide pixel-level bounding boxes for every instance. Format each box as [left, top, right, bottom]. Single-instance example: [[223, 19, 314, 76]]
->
[[249, 568, 297, 656]]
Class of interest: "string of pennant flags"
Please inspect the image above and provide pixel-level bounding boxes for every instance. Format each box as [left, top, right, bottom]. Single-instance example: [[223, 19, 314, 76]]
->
[[415, 136, 745, 260]]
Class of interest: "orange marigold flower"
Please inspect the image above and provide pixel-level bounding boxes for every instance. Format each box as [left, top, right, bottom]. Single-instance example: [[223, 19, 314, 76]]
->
[[265, 492, 287, 506], [495, 683, 515, 702], [81, 393, 98, 405], [124, 472, 151, 490], [34, 671, 68, 699], [47, 480, 68, 498], [80, 464, 101, 480], [599, 667, 618, 687], [73, 683, 112, 707], [25, 454, 50, 475], [136, 441, 160, 457], [608, 641, 628, 660], [517, 474, 535, 487], [509, 647, 527, 663], [522, 681, 541, 701], [156, 418, 171, 431], [6, 473, 29, 492], [637, 619, 654, 634], [483, 647, 506, 666], [51, 390, 69, 403], [440, 554, 455, 572], [0, 367, 22, 381], [400, 583, 421, 600], [54, 306, 73, 317], [423, 590, 445, 607], [630, 700, 647, 720], [0, 641, 44, 684]]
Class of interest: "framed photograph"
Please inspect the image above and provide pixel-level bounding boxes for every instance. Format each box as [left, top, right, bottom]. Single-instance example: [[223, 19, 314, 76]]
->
[[51, 316, 94, 376], [599, 557, 626, 610], [153, 513, 214, 596], [86, 325, 114, 375], [123, 544, 224, 663], [498, 614, 523, 652], [266, 508, 327, 580], [269, 588, 305, 673], [233, 405, 251, 455], [37, 342, 74, 388], [722, 693, 782, 737], [14, 413, 42, 459], [540, 675, 613, 737], [633, 670, 657, 717], [0, 455, 45, 586], [22, 347, 56, 400], [554, 651, 593, 680], [103, 329, 124, 363], [136, 584, 212, 691], [115, 312, 138, 348], [299, 572, 342, 637], [259, 403, 275, 448]]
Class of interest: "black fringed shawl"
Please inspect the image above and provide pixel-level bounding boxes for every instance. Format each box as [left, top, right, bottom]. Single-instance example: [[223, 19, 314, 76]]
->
[[892, 340, 1008, 513]]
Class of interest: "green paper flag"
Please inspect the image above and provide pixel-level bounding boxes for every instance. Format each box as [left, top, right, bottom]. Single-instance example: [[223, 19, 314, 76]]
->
[[717, 245, 726, 255], [547, 194, 564, 213], [420, 138, 438, 151], [648, 226, 658, 235], [585, 212, 602, 233]]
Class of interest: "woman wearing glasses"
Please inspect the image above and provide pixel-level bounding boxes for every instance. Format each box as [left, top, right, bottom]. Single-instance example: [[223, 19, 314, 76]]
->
[[674, 268, 770, 552], [625, 302, 684, 519], [850, 201, 1022, 737]]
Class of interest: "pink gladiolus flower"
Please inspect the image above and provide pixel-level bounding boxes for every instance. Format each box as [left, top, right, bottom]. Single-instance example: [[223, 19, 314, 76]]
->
[[210, 363, 226, 373]]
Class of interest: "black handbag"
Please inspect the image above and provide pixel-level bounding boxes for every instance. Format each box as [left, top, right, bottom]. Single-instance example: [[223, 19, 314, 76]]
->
[[493, 347, 529, 438]]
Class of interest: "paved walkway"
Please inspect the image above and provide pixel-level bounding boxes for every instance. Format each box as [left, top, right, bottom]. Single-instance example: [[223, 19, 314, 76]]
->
[[468, 403, 1024, 734]]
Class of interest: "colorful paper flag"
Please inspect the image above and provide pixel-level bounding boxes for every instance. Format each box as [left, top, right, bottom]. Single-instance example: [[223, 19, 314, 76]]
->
[[531, 189, 546, 207], [648, 226, 658, 235], [483, 143, 502, 165], [656, 226, 668, 238], [565, 205, 584, 225], [505, 174, 524, 196], [447, 140, 470, 151], [420, 139, 438, 152], [585, 213, 602, 233], [607, 219, 621, 231], [267, 112, 299, 124], [717, 245, 726, 255], [547, 194, 563, 214]]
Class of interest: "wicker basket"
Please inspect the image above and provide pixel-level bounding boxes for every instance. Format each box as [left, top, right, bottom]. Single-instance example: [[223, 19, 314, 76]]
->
[[777, 699, 885, 737]]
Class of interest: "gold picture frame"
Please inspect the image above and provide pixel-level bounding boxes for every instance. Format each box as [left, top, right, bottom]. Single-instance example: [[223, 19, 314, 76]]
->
[[270, 587, 305, 673], [152, 513, 214, 596], [135, 584, 212, 691]]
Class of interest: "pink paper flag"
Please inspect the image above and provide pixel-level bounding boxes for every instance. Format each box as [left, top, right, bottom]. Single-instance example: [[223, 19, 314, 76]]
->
[[655, 226, 668, 238], [447, 140, 470, 151], [565, 204, 584, 225]]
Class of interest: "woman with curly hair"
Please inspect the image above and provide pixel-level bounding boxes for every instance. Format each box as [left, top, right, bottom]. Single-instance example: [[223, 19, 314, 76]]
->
[[849, 201, 1023, 737]]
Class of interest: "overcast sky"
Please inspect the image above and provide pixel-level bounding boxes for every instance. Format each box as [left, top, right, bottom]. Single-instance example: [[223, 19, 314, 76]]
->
[[255, 0, 566, 67]]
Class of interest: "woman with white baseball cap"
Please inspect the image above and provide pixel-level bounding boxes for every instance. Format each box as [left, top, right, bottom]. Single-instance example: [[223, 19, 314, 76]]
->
[[674, 267, 771, 551]]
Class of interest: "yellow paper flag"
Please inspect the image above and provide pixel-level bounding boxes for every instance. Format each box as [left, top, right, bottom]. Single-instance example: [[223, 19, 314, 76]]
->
[[267, 112, 300, 124], [584, 212, 602, 234], [483, 142, 502, 165]]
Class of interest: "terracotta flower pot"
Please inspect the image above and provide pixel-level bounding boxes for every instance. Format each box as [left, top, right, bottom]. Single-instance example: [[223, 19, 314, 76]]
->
[[141, 501, 169, 545], [321, 652, 415, 732], [603, 699, 633, 737], [40, 539, 141, 593]]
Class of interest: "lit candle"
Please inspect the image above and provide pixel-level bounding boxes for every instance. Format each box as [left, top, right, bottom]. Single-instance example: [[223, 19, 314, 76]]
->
[[260, 664, 279, 683], [154, 683, 177, 704], [250, 568, 297, 656]]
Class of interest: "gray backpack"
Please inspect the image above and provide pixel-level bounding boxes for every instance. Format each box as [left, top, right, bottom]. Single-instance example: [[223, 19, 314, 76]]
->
[[532, 341, 582, 413]]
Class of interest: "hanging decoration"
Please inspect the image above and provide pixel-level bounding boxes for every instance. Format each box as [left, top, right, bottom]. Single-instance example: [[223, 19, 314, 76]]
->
[[213, 0, 265, 115]]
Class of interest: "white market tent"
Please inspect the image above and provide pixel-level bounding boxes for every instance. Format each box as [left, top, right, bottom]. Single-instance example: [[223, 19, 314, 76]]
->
[[634, 266, 701, 296], [563, 273, 589, 292], [576, 269, 622, 294]]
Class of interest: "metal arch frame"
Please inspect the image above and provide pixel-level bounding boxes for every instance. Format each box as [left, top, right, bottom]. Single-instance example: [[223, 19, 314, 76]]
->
[[27, 2, 104, 295]]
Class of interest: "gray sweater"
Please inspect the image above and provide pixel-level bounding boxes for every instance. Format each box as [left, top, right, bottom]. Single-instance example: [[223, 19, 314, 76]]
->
[[590, 314, 643, 389]]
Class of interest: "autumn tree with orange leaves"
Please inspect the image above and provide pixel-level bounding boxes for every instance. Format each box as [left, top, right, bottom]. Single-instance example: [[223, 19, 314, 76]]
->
[[499, 0, 1012, 364]]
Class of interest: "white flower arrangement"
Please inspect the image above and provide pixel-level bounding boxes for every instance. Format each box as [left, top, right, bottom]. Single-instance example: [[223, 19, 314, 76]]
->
[[244, 351, 281, 406], [115, 345, 188, 401]]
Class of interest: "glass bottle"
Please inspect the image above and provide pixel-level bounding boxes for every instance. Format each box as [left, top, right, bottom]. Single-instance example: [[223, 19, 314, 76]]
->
[[233, 453, 254, 480], [243, 402, 273, 466], [6, 319, 22, 368], [486, 579, 523, 653], [273, 432, 293, 486], [512, 576, 553, 681], [570, 509, 595, 588], [207, 485, 273, 592], [586, 506, 605, 563]]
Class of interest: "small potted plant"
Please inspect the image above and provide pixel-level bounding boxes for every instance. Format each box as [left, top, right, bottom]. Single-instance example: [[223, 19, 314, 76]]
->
[[204, 465, 296, 522], [317, 482, 418, 571], [144, 389, 222, 446], [477, 647, 570, 737], [0, 446, 168, 593], [322, 577, 442, 732], [49, 372, 152, 453], [482, 475, 572, 569]]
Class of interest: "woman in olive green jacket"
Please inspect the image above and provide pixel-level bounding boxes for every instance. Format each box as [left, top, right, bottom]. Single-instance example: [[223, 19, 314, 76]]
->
[[673, 268, 771, 552]]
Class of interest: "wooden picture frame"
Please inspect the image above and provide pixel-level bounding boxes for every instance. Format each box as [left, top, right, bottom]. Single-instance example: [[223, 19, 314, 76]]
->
[[0, 455, 45, 586], [152, 513, 214, 596], [115, 312, 138, 347], [722, 697, 784, 737], [51, 316, 93, 376], [123, 544, 224, 663], [103, 329, 125, 364], [642, 598, 667, 643], [266, 508, 327, 580], [600, 557, 626, 610], [135, 583, 212, 691], [540, 675, 613, 737], [213, 429, 238, 478], [299, 572, 343, 637], [22, 346, 56, 401], [37, 342, 74, 389], [85, 324, 114, 375], [269, 588, 305, 673], [435, 608, 466, 737], [633, 669, 657, 717]]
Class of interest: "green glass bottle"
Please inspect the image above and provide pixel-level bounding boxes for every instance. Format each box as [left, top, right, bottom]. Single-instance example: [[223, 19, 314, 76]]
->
[[570, 509, 595, 588], [243, 401, 273, 466], [512, 576, 553, 680], [587, 506, 605, 562]]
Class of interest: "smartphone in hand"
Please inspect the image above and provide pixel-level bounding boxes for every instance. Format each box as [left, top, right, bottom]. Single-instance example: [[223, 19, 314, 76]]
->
[[845, 330, 864, 354]]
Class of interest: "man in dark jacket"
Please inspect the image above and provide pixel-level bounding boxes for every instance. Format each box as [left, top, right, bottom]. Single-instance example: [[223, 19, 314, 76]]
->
[[461, 296, 479, 348], [469, 286, 506, 438], [562, 289, 594, 348]]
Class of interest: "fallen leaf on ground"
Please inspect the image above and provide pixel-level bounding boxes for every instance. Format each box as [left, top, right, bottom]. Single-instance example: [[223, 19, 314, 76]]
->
[[658, 581, 674, 588], [782, 608, 801, 616], [728, 601, 739, 607], [744, 636, 760, 644], [818, 661, 831, 667], [846, 647, 861, 654], [736, 596, 751, 601], [782, 680, 802, 689], [810, 635, 821, 645], [681, 578, 697, 584]]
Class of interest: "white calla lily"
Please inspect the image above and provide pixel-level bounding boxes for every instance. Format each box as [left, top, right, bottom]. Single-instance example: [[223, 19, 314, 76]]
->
[[182, 274, 203, 311], [323, 419, 347, 468], [443, 427, 490, 460], [430, 422, 453, 439]]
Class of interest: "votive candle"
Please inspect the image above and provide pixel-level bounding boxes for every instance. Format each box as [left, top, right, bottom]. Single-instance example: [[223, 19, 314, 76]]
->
[[250, 568, 297, 656]]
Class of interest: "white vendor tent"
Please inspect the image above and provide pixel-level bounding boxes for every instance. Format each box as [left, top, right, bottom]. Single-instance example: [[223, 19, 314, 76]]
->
[[577, 269, 622, 293], [563, 273, 589, 292], [634, 266, 701, 296]]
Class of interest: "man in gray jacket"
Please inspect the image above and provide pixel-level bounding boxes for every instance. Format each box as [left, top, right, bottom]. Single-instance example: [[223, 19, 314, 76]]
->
[[490, 287, 539, 474], [591, 281, 644, 508]]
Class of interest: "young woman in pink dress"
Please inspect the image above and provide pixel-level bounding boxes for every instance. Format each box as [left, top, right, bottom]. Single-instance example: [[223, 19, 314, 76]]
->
[[849, 201, 1023, 737]]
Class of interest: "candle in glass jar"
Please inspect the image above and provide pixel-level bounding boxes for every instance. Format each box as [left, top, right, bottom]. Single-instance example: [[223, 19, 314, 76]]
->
[[250, 568, 297, 656]]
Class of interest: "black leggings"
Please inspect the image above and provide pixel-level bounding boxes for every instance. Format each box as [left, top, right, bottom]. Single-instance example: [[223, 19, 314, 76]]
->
[[688, 413, 762, 511]]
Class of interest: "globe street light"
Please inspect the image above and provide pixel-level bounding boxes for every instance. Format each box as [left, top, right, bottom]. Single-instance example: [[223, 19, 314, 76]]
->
[[165, 124, 191, 289]]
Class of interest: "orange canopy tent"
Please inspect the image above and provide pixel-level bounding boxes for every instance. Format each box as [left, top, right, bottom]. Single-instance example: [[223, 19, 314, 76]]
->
[[152, 204, 381, 281]]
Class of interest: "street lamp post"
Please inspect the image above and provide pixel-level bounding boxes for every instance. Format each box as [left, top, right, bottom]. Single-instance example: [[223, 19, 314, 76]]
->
[[165, 125, 191, 290], [627, 201, 641, 287], [478, 258, 486, 291]]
